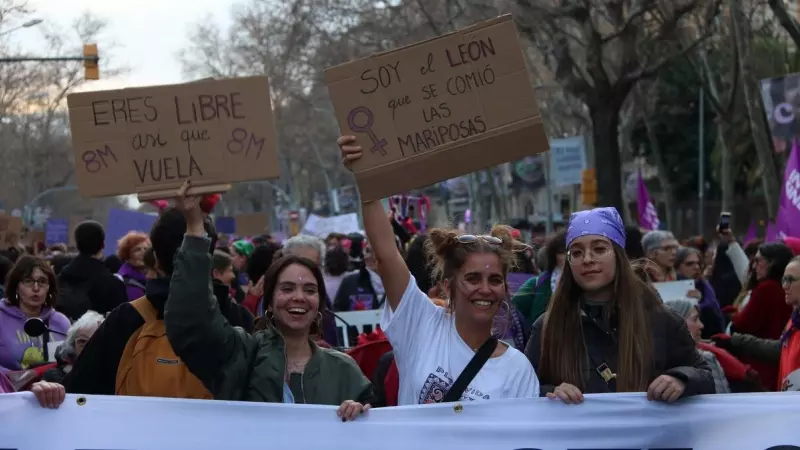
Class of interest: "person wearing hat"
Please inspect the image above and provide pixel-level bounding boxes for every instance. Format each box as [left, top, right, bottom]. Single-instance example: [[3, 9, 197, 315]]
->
[[229, 240, 254, 304], [525, 207, 714, 403]]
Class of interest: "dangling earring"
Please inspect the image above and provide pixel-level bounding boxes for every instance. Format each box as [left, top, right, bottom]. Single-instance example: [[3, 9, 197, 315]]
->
[[314, 312, 323, 329], [265, 309, 275, 327]]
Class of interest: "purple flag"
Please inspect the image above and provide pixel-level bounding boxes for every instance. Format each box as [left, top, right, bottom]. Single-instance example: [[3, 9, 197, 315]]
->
[[742, 221, 757, 244], [637, 169, 660, 230], [775, 138, 800, 238], [766, 221, 777, 242]]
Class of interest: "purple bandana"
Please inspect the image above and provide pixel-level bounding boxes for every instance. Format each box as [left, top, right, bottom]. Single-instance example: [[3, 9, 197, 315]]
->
[[566, 207, 626, 248]]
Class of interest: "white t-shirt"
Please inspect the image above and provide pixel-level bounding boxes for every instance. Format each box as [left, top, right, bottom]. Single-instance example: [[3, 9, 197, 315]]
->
[[381, 276, 539, 405]]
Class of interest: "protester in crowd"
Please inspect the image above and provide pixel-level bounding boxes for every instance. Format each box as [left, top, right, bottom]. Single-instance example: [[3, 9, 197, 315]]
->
[[57, 221, 128, 320], [724, 242, 794, 390], [42, 311, 104, 383], [115, 232, 150, 301], [104, 254, 123, 275], [325, 233, 347, 249], [405, 234, 434, 295], [241, 243, 281, 315], [642, 230, 679, 281], [710, 229, 750, 308], [624, 226, 645, 260], [714, 256, 800, 391], [211, 251, 254, 333], [62, 208, 221, 398], [335, 242, 385, 311], [49, 254, 72, 277], [630, 258, 666, 284], [340, 136, 538, 405], [278, 234, 338, 345], [675, 246, 725, 338], [164, 187, 372, 419], [283, 235, 326, 268], [0, 256, 69, 372], [323, 245, 350, 302], [512, 230, 566, 327], [142, 247, 158, 279], [0, 255, 12, 299], [664, 299, 729, 393], [229, 240, 253, 303], [526, 207, 713, 403]]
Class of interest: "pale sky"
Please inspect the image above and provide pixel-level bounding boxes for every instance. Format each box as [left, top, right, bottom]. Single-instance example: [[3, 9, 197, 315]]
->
[[14, 0, 235, 92]]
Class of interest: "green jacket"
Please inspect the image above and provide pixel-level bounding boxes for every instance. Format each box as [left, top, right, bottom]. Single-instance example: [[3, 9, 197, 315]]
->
[[165, 235, 373, 405], [511, 272, 552, 327]]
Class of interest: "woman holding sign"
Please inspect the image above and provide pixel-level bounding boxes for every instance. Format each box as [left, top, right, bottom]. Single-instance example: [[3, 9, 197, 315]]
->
[[338, 136, 538, 405], [525, 208, 714, 403], [164, 182, 372, 421]]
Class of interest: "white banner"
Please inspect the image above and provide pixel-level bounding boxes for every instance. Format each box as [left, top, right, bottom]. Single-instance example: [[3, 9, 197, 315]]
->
[[2, 393, 800, 449], [549, 135, 587, 187], [301, 213, 361, 239]]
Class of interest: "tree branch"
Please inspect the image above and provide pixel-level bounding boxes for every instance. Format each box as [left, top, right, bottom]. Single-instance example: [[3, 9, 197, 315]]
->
[[768, 0, 800, 47]]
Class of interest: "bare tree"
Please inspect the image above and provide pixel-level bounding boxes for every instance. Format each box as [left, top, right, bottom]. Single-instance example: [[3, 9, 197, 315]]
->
[[514, 0, 722, 215]]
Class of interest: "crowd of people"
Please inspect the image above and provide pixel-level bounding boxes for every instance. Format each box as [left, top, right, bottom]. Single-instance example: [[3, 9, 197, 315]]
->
[[1, 135, 799, 417]]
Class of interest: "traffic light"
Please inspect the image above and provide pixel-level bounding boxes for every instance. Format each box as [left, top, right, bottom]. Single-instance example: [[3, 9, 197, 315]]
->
[[83, 44, 99, 80], [581, 168, 597, 206]]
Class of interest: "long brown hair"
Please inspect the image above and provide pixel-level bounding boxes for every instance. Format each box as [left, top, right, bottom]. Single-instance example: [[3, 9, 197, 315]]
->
[[539, 244, 659, 392]]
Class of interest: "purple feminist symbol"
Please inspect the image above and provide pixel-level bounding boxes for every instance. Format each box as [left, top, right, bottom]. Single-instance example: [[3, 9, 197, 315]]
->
[[347, 106, 388, 156]]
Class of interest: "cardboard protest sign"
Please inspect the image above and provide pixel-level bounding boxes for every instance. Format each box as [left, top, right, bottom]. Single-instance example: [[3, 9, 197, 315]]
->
[[0, 213, 23, 250], [234, 213, 269, 236], [324, 15, 549, 201], [67, 76, 279, 199]]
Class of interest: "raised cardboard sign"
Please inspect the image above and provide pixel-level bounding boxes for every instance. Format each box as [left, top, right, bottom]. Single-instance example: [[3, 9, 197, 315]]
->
[[324, 15, 549, 201], [234, 213, 270, 236], [67, 76, 279, 198], [0, 213, 23, 250]]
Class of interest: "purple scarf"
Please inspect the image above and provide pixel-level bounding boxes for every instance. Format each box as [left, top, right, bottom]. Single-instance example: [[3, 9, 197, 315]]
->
[[781, 309, 800, 347]]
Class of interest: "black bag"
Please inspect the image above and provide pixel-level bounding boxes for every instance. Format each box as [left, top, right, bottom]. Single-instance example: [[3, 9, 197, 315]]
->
[[57, 279, 92, 322], [440, 337, 498, 403]]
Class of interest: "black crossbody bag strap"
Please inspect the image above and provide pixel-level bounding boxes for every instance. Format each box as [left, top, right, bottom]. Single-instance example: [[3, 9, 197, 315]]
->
[[441, 337, 498, 403]]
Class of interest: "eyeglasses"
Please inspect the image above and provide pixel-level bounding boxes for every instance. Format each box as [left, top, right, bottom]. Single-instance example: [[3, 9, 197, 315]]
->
[[567, 244, 613, 265], [782, 275, 800, 286], [21, 278, 49, 288], [658, 245, 678, 252], [456, 235, 502, 246]]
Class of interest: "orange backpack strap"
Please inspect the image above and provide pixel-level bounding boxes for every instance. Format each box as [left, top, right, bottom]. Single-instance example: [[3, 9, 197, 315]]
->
[[130, 297, 158, 322]]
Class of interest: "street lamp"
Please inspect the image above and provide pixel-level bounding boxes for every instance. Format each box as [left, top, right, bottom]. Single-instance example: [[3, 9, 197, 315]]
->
[[0, 18, 44, 37]]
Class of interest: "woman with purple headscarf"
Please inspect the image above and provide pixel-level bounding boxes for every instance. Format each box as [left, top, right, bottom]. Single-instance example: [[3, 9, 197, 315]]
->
[[525, 207, 714, 403]]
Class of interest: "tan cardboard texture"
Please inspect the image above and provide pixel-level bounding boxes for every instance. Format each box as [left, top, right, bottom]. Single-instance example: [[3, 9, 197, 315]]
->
[[67, 76, 279, 198], [324, 15, 549, 201], [234, 213, 270, 236], [0, 214, 23, 250]]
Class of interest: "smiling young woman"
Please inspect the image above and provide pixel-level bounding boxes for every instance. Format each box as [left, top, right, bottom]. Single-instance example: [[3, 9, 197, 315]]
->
[[524, 207, 715, 404], [338, 135, 539, 405]]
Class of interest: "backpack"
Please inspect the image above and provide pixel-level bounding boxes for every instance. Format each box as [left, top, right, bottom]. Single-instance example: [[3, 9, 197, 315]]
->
[[57, 279, 92, 322], [115, 297, 212, 399]]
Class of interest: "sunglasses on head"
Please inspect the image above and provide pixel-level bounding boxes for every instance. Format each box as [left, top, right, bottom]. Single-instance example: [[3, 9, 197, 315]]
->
[[456, 234, 502, 246]]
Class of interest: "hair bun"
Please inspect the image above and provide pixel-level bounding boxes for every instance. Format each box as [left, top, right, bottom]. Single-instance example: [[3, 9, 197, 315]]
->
[[426, 228, 461, 260], [489, 225, 520, 253]]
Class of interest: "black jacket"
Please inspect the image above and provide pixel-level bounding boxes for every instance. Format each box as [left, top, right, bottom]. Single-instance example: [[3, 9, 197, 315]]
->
[[525, 302, 714, 397], [213, 280, 254, 334], [64, 277, 254, 395], [57, 254, 128, 318], [333, 269, 383, 312]]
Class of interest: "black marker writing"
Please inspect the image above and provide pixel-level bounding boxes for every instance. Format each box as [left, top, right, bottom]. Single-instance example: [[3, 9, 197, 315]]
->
[[397, 115, 486, 156], [446, 65, 495, 96], [131, 133, 167, 150], [388, 95, 411, 120], [175, 93, 245, 125], [181, 129, 211, 152], [359, 62, 402, 94], [92, 96, 158, 126], [133, 155, 203, 183], [445, 37, 496, 68], [420, 53, 435, 75]]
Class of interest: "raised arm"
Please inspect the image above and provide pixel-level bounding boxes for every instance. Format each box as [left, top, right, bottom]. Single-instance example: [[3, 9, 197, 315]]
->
[[164, 182, 257, 399], [339, 136, 409, 311]]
